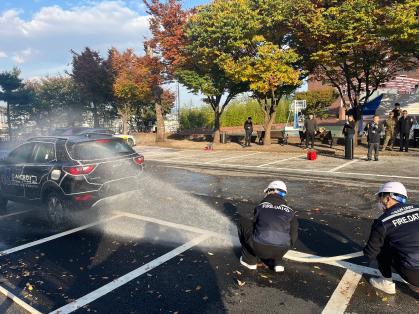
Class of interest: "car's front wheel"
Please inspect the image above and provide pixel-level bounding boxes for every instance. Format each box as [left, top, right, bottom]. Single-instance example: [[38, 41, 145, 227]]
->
[[45, 192, 68, 228]]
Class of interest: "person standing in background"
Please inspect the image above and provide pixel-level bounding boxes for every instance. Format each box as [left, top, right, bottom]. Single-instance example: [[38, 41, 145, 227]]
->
[[392, 103, 402, 120], [398, 110, 414, 152], [342, 115, 356, 159], [364, 115, 383, 161], [304, 113, 318, 149], [244, 117, 253, 147], [382, 111, 396, 151]]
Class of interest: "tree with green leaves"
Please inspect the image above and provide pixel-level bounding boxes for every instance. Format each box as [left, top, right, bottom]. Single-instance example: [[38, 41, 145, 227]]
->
[[145, 0, 250, 143], [221, 37, 302, 144], [290, 0, 418, 131], [295, 88, 339, 119], [69, 47, 114, 127], [25, 76, 86, 130], [0, 68, 32, 139]]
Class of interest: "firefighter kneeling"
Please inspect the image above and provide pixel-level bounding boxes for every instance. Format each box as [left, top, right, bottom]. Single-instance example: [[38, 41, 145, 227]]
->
[[238, 181, 298, 272], [364, 182, 419, 294]]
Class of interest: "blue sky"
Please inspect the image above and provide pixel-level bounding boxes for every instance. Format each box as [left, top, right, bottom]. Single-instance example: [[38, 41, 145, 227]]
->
[[0, 1, 209, 106]]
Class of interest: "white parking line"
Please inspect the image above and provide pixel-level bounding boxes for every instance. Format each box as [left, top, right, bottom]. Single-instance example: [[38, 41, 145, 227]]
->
[[117, 211, 405, 282], [203, 152, 261, 164], [321, 269, 362, 314], [157, 151, 226, 162], [257, 154, 305, 167], [0, 215, 123, 256], [0, 285, 42, 314], [115, 211, 236, 244], [328, 159, 359, 172], [0, 209, 33, 219], [49, 233, 210, 314]]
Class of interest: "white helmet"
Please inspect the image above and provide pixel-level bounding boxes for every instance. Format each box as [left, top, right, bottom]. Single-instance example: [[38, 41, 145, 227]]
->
[[377, 182, 408, 198], [264, 180, 287, 194]]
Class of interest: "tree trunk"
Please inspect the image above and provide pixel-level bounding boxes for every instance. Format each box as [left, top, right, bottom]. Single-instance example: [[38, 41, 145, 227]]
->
[[263, 111, 277, 146], [121, 113, 129, 135], [155, 102, 165, 142], [6, 103, 12, 141], [213, 110, 221, 144], [92, 102, 99, 128]]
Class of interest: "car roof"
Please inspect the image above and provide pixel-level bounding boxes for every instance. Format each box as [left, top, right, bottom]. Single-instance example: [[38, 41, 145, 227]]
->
[[27, 134, 116, 144], [52, 127, 113, 136]]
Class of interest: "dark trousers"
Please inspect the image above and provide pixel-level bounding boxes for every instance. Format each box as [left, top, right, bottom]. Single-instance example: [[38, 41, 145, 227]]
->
[[305, 132, 315, 149], [344, 135, 354, 159], [377, 248, 419, 287], [244, 130, 252, 146], [367, 142, 379, 160], [238, 217, 288, 266], [400, 133, 410, 152]]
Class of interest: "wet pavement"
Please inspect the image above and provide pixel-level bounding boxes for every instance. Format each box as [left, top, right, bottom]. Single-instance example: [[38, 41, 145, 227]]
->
[[0, 151, 418, 313]]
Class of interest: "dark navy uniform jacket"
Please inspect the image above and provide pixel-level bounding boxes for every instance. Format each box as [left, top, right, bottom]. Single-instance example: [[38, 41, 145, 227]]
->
[[364, 203, 419, 270], [252, 194, 298, 248]]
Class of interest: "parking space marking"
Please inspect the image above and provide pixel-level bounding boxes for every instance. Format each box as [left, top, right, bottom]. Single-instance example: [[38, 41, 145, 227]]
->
[[328, 159, 359, 172], [203, 152, 261, 164], [0, 209, 33, 219], [49, 233, 210, 314], [256, 154, 305, 167], [117, 211, 406, 282], [321, 269, 362, 314], [114, 211, 237, 244], [0, 215, 123, 257], [157, 151, 227, 162], [0, 285, 42, 314]]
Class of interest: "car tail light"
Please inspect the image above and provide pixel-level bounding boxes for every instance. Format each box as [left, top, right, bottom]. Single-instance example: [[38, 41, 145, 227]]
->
[[133, 156, 144, 165], [64, 164, 97, 175], [74, 194, 93, 201], [96, 139, 111, 143]]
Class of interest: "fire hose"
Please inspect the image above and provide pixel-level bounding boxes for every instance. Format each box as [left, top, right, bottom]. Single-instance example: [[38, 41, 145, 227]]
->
[[283, 250, 364, 263]]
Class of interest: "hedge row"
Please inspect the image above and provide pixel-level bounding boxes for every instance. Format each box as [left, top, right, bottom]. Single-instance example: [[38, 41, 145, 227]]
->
[[180, 98, 290, 129]]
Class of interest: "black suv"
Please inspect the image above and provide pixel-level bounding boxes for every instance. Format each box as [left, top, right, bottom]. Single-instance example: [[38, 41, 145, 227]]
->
[[0, 134, 144, 225]]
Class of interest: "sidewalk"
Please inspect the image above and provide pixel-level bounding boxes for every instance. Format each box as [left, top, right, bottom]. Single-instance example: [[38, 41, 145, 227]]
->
[[138, 137, 419, 158]]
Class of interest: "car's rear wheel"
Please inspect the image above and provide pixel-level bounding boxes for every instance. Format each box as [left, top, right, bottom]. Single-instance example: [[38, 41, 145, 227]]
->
[[46, 192, 68, 228], [127, 138, 134, 147]]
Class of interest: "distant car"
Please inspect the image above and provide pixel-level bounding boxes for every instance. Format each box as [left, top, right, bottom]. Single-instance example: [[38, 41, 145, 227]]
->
[[0, 134, 144, 226], [52, 128, 137, 147]]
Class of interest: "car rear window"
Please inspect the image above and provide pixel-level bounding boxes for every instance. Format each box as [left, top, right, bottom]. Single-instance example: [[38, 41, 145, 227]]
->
[[68, 139, 135, 160]]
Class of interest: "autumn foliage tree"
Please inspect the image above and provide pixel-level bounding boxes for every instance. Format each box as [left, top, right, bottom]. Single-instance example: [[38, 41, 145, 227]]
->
[[290, 0, 418, 129], [144, 0, 250, 143], [110, 48, 175, 139], [143, 0, 190, 79], [222, 38, 302, 145], [111, 49, 153, 134], [69, 47, 114, 127]]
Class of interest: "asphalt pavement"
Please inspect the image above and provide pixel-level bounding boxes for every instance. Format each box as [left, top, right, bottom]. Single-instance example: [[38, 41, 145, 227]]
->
[[0, 147, 418, 313]]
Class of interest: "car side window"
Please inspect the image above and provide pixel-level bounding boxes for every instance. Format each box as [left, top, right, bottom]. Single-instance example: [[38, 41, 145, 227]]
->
[[7, 143, 35, 164], [32, 143, 56, 163]]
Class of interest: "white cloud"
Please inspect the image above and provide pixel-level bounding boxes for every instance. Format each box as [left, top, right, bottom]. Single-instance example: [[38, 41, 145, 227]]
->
[[0, 1, 150, 77], [12, 48, 33, 64]]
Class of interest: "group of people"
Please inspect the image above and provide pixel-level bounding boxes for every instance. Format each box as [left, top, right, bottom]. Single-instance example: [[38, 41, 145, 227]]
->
[[343, 103, 417, 160], [238, 180, 419, 295]]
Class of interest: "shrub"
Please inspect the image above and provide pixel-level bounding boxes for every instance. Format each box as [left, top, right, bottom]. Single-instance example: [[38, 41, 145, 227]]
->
[[179, 96, 291, 129]]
